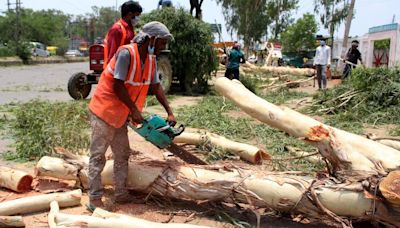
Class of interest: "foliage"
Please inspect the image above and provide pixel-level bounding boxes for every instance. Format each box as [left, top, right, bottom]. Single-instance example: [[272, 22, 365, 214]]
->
[[267, 0, 299, 40], [86, 6, 119, 43], [5, 100, 90, 160], [310, 67, 400, 129], [216, 0, 270, 47], [141, 8, 217, 94], [374, 39, 390, 50], [281, 13, 318, 52]]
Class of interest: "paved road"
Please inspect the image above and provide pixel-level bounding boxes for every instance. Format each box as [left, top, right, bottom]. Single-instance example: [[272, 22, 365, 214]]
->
[[0, 62, 92, 104]]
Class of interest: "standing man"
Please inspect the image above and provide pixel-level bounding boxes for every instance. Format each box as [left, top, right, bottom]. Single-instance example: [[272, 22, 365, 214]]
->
[[342, 40, 363, 79], [224, 43, 245, 80], [103, 1, 142, 69], [88, 21, 176, 209], [313, 38, 331, 90]]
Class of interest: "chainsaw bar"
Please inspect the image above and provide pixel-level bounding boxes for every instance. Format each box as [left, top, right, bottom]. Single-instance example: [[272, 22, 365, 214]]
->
[[166, 143, 208, 165]]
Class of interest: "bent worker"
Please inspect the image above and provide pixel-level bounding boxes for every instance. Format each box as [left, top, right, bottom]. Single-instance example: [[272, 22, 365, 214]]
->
[[313, 38, 331, 90], [88, 21, 176, 209], [158, 0, 173, 9], [224, 43, 245, 80], [342, 40, 363, 79], [103, 1, 142, 69]]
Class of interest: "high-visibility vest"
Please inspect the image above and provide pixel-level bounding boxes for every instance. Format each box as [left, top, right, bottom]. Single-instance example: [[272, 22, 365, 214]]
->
[[103, 19, 127, 69], [89, 43, 156, 128]]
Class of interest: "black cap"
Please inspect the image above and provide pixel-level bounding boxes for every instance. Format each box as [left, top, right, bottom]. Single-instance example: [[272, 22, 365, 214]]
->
[[121, 1, 142, 17], [352, 40, 359, 44]]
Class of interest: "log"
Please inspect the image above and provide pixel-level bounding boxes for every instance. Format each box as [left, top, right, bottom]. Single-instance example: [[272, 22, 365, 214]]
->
[[215, 77, 400, 175], [260, 77, 315, 90], [36, 156, 400, 227], [242, 64, 315, 77], [376, 139, 400, 151], [0, 216, 24, 227], [0, 167, 32, 193], [379, 170, 400, 206], [48, 201, 209, 228], [0, 189, 81, 216], [173, 131, 270, 164]]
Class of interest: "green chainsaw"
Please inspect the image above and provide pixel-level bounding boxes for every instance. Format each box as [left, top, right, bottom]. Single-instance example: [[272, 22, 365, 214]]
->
[[131, 115, 207, 165]]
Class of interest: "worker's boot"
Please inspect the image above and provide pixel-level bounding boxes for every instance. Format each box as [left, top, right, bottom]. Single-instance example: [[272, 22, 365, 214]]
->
[[86, 198, 105, 212]]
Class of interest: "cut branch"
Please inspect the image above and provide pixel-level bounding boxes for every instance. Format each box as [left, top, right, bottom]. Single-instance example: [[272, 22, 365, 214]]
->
[[0, 216, 24, 227], [0, 189, 81, 216], [173, 131, 270, 164], [0, 167, 32, 193]]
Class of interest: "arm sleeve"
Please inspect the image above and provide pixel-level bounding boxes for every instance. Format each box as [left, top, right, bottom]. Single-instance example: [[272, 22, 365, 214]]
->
[[114, 48, 131, 81], [107, 27, 122, 61], [327, 47, 331, 65], [313, 49, 318, 65], [151, 61, 161, 84]]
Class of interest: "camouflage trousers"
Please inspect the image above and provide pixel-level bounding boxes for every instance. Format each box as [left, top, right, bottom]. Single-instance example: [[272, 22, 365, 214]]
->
[[88, 112, 130, 200]]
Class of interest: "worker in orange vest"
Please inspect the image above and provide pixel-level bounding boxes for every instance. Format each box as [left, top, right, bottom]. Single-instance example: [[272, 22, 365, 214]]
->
[[87, 21, 175, 210], [103, 1, 142, 69]]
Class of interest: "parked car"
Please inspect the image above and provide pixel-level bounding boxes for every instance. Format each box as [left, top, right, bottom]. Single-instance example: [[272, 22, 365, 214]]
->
[[30, 42, 49, 57], [65, 49, 83, 57]]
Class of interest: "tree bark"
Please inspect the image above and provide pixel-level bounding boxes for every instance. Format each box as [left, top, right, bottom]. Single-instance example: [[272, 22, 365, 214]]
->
[[0, 167, 32, 193], [340, 0, 356, 59], [0, 216, 24, 227], [48, 201, 208, 228], [0, 189, 81, 216], [36, 156, 400, 227], [215, 77, 400, 175], [173, 131, 270, 164]]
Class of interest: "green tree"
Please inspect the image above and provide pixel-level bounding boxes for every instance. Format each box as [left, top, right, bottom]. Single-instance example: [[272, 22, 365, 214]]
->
[[314, 0, 349, 47], [87, 6, 119, 42], [281, 13, 318, 52], [216, 0, 270, 48], [267, 0, 299, 40], [141, 8, 217, 94]]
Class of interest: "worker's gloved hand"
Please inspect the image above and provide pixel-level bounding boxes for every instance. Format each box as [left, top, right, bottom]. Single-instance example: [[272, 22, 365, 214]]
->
[[167, 114, 176, 127], [130, 108, 144, 124]]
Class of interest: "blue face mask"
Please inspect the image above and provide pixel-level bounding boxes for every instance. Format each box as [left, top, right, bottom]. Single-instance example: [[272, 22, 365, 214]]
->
[[320, 40, 326, 46], [131, 16, 140, 26]]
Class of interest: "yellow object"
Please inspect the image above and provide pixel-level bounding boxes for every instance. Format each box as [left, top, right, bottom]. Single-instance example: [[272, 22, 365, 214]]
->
[[46, 46, 58, 56]]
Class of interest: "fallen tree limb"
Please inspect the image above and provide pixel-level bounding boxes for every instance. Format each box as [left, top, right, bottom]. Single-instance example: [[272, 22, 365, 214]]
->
[[36, 156, 400, 227], [215, 77, 400, 175], [242, 64, 315, 77], [260, 77, 315, 90], [48, 201, 208, 228], [0, 189, 81, 216], [283, 146, 321, 164], [0, 216, 24, 227], [376, 139, 400, 151], [0, 167, 32, 193], [173, 131, 270, 164]]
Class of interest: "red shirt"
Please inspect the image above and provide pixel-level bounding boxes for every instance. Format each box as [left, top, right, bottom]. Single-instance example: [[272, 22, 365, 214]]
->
[[106, 19, 135, 62]]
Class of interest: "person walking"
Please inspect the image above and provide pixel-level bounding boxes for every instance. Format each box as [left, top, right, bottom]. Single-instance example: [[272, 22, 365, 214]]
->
[[224, 43, 245, 80], [342, 40, 363, 79]]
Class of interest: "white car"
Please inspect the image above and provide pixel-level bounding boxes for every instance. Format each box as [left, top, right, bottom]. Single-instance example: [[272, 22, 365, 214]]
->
[[65, 50, 83, 57], [30, 42, 49, 57]]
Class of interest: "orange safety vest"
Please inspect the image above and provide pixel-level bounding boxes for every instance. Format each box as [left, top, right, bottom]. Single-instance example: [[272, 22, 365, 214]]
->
[[89, 43, 156, 128], [103, 19, 127, 69]]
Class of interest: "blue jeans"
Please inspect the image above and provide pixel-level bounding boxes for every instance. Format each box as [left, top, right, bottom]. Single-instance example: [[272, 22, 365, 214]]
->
[[316, 64, 327, 89]]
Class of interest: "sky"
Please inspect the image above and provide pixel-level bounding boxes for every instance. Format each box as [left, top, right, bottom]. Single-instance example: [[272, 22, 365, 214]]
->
[[1, 0, 399, 41]]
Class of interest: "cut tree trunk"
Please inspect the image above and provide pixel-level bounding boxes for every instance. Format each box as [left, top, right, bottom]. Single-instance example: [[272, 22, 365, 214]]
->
[[0, 189, 81, 216], [0, 167, 33, 193], [242, 64, 315, 77], [0, 216, 24, 227], [215, 77, 400, 175], [36, 156, 400, 227], [48, 201, 208, 228], [173, 131, 270, 164]]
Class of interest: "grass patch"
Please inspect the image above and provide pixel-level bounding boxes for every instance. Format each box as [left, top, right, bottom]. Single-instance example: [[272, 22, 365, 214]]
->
[[261, 87, 309, 105], [145, 95, 176, 107], [4, 100, 90, 160]]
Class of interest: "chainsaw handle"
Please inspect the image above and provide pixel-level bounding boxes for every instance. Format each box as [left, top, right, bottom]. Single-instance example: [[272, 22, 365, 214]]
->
[[174, 124, 185, 137]]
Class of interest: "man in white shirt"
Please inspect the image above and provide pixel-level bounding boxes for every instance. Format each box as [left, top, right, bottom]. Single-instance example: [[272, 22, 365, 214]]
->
[[313, 39, 331, 90]]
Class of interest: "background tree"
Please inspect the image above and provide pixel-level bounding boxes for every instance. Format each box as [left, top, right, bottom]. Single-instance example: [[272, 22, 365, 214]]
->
[[216, 0, 270, 49], [267, 0, 299, 40], [281, 13, 318, 52], [314, 0, 349, 53], [141, 8, 217, 94], [340, 0, 356, 58]]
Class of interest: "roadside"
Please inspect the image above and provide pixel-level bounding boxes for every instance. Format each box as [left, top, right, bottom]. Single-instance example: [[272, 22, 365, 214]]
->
[[0, 56, 87, 66]]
